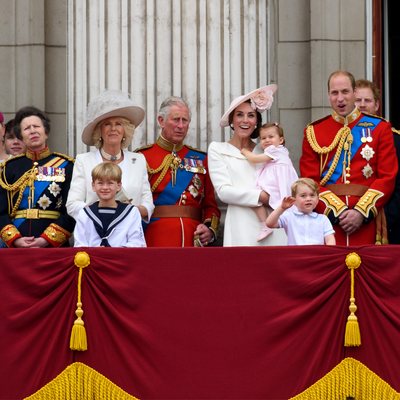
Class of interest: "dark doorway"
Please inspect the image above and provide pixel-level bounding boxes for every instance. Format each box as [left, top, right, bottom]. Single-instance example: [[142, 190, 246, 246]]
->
[[384, 0, 400, 128]]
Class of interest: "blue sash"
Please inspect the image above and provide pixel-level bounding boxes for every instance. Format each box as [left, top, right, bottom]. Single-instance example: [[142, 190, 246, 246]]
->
[[144, 149, 206, 229], [14, 159, 69, 229], [322, 115, 379, 184]]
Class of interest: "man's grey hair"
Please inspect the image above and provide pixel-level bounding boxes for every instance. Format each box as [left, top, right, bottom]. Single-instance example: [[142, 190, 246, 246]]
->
[[158, 96, 192, 120]]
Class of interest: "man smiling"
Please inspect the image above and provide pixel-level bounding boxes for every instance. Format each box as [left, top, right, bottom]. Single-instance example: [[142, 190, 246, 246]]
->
[[136, 96, 220, 247], [300, 70, 397, 245]]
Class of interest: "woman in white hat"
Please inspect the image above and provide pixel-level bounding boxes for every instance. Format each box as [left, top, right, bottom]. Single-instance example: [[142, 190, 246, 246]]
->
[[66, 90, 154, 223], [208, 86, 287, 246]]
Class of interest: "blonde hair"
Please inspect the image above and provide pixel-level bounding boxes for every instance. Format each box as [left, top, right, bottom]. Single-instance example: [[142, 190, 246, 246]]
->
[[259, 122, 285, 146], [92, 117, 135, 149], [291, 178, 319, 197], [92, 162, 122, 183]]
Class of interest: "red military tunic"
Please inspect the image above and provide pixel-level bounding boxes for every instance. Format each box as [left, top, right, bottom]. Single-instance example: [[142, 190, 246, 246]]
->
[[300, 108, 397, 245], [137, 136, 220, 247]]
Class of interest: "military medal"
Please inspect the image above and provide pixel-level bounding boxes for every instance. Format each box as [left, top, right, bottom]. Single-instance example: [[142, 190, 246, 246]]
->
[[360, 129, 367, 143], [366, 128, 373, 142]]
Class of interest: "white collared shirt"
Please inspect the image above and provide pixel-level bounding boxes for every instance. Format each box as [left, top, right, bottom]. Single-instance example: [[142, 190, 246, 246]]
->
[[278, 207, 335, 245]]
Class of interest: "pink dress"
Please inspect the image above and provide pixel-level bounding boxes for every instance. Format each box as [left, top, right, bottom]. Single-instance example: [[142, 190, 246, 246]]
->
[[253, 145, 299, 209]]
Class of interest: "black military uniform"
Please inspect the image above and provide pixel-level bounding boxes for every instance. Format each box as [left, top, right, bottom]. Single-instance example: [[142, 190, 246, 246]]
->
[[0, 146, 75, 247]]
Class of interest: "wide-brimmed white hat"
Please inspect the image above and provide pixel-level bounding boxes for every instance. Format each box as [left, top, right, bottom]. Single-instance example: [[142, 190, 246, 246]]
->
[[220, 84, 278, 128], [82, 90, 145, 146]]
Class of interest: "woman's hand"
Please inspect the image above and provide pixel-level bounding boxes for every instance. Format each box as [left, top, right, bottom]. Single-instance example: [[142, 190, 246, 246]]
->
[[259, 191, 270, 206], [137, 205, 148, 219], [13, 237, 50, 248]]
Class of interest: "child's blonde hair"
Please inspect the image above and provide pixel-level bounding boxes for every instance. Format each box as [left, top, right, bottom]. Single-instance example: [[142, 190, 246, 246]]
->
[[92, 162, 122, 183], [291, 178, 319, 197], [259, 122, 285, 145]]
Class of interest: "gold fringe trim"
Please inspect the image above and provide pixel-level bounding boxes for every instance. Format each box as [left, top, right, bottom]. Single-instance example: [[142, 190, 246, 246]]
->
[[289, 357, 400, 400], [70, 252, 90, 351], [24, 362, 139, 400], [344, 253, 362, 347]]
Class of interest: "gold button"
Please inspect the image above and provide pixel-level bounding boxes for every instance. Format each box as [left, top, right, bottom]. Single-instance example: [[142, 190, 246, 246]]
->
[[346, 181, 350, 184], [361, 202, 365, 206], [182, 200, 186, 205], [52, 233, 56, 238], [182, 195, 187, 199], [7, 231, 11, 236]]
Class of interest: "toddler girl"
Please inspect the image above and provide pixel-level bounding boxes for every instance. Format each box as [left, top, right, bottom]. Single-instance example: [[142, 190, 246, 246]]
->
[[241, 122, 298, 241]]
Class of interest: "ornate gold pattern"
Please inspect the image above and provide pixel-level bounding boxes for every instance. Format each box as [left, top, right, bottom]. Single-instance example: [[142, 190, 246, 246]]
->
[[0, 224, 20, 244], [43, 224, 68, 244], [319, 191, 348, 217], [26, 146, 51, 161], [332, 107, 360, 125], [354, 189, 384, 218], [156, 135, 184, 152]]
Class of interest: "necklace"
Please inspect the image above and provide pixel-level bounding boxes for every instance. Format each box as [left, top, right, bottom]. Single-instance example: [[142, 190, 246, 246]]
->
[[100, 148, 122, 161]]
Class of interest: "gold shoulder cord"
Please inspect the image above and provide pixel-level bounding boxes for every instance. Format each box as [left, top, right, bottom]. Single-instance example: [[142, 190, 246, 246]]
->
[[306, 125, 352, 186], [146, 153, 175, 193], [0, 163, 38, 217]]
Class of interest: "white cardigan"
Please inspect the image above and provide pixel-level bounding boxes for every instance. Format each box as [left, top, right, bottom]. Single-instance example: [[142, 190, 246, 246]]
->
[[208, 141, 287, 246], [66, 149, 154, 222]]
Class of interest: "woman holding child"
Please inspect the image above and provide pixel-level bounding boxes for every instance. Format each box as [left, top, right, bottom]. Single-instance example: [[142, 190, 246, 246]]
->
[[208, 86, 291, 246], [66, 90, 154, 223]]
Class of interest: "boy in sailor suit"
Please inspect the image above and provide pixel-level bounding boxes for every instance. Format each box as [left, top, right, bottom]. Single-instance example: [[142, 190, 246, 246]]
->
[[74, 162, 146, 247]]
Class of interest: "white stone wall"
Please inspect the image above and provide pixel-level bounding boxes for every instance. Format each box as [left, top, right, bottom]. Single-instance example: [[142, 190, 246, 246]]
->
[[0, 0, 67, 153], [67, 0, 274, 157], [277, 0, 366, 172]]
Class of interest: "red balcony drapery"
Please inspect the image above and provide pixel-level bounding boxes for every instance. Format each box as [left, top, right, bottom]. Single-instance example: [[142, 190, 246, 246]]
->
[[0, 245, 399, 399]]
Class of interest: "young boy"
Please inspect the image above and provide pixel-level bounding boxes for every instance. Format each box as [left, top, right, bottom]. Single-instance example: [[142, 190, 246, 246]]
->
[[74, 162, 146, 247], [266, 178, 336, 245]]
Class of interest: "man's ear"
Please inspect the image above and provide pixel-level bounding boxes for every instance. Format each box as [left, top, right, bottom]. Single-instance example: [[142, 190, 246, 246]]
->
[[157, 115, 164, 128]]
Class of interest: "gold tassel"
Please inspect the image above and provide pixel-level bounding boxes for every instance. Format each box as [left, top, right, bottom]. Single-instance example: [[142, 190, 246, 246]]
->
[[344, 253, 362, 347], [70, 252, 90, 351]]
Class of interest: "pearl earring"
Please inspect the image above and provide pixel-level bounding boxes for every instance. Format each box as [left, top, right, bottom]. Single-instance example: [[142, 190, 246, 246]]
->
[[122, 137, 126, 141], [99, 137, 102, 141], [230, 124, 234, 128], [255, 125, 257, 129]]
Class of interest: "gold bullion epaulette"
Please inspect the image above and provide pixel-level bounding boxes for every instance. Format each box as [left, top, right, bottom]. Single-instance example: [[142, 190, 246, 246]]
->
[[306, 114, 331, 127], [359, 112, 388, 123], [392, 127, 400, 136], [135, 143, 154, 153], [186, 145, 207, 155], [52, 152, 75, 163], [1, 153, 25, 168]]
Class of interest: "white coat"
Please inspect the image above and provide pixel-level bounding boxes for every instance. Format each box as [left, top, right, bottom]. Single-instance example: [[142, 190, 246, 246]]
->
[[208, 141, 287, 246], [66, 149, 154, 222], [74, 205, 146, 247]]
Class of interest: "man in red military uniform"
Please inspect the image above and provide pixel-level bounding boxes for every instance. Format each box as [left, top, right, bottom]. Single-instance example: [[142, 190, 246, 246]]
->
[[300, 70, 397, 245], [136, 96, 220, 247]]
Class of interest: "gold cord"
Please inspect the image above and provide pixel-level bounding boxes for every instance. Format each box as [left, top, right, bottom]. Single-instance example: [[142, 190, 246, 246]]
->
[[0, 163, 38, 217], [147, 153, 175, 193], [306, 125, 351, 186]]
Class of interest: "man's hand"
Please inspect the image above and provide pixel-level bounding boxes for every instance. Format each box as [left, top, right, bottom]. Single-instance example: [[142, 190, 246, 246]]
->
[[194, 224, 213, 246], [338, 209, 364, 235]]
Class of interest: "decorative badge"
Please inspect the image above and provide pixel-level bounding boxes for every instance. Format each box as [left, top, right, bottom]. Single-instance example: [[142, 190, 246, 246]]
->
[[38, 194, 52, 210], [193, 174, 202, 190], [360, 145, 375, 162], [335, 115, 340, 122], [362, 164, 374, 179], [188, 185, 199, 198], [49, 182, 61, 197]]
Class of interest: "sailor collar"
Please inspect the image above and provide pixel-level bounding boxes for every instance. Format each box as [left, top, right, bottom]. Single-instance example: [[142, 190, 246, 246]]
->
[[26, 146, 51, 161], [157, 135, 184, 152], [292, 209, 318, 218], [332, 107, 360, 125]]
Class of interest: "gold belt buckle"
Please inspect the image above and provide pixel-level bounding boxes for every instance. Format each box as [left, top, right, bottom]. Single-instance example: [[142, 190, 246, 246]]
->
[[26, 209, 39, 219]]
